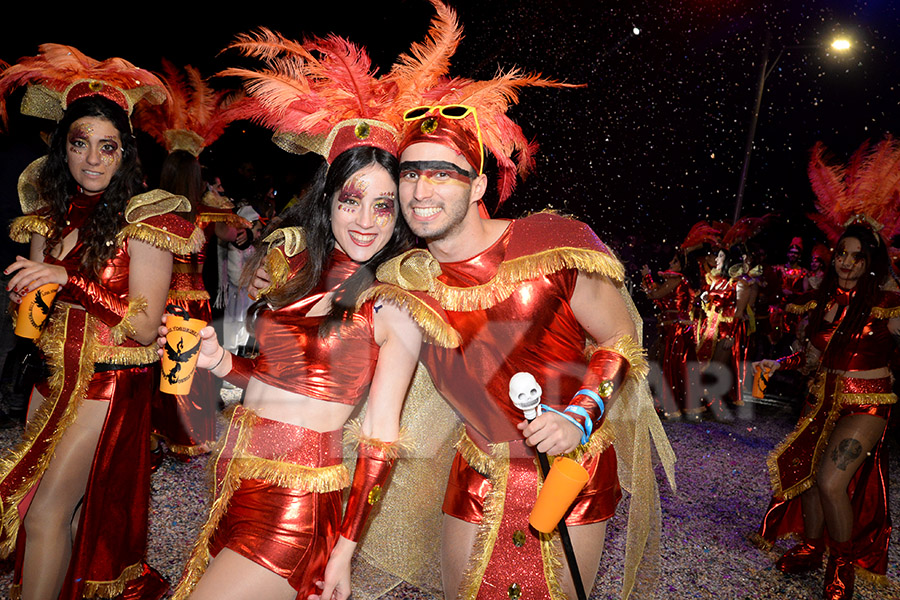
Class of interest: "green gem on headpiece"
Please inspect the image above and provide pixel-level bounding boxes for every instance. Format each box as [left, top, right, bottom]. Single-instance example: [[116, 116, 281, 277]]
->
[[354, 121, 371, 140], [420, 117, 439, 134]]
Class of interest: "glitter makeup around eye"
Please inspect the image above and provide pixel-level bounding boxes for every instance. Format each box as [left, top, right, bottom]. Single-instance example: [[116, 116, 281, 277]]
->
[[373, 194, 396, 228]]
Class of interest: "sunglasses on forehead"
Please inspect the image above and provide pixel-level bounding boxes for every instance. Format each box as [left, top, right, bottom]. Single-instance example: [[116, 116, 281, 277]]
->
[[403, 104, 484, 174]]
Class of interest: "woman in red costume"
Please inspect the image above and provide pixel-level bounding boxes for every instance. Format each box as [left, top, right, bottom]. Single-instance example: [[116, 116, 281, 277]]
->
[[131, 61, 252, 462], [753, 138, 900, 600], [695, 244, 752, 415], [0, 45, 200, 599], [641, 251, 698, 419], [166, 30, 457, 600]]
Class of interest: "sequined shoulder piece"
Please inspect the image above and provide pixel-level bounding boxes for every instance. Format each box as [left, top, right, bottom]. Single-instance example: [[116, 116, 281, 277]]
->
[[358, 282, 461, 348], [9, 214, 52, 243], [872, 290, 900, 319], [119, 190, 203, 254], [262, 226, 307, 257], [17, 157, 47, 215], [785, 292, 818, 315], [199, 190, 234, 209]]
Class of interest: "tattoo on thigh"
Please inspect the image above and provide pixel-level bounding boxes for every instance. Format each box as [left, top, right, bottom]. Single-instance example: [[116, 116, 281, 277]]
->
[[831, 438, 862, 471]]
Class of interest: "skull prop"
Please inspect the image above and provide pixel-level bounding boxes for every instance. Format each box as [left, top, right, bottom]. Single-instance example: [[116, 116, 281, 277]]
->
[[509, 372, 542, 420]]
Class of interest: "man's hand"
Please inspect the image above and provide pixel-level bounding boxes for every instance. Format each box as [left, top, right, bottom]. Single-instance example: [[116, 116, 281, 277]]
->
[[518, 411, 583, 455]]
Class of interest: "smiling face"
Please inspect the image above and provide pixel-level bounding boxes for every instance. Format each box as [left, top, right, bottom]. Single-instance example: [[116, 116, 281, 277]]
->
[[833, 237, 867, 288], [66, 116, 123, 195], [398, 142, 485, 242], [330, 163, 398, 262]]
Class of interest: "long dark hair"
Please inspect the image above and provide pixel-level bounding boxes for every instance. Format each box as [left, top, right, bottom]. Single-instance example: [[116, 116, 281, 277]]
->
[[40, 96, 143, 276], [804, 224, 890, 361], [159, 149, 203, 220], [244, 145, 414, 330]]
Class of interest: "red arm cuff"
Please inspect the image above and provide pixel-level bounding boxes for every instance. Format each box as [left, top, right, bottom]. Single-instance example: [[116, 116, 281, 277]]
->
[[223, 354, 256, 388], [65, 270, 130, 327], [339, 442, 395, 543], [567, 348, 631, 429], [776, 351, 804, 370]]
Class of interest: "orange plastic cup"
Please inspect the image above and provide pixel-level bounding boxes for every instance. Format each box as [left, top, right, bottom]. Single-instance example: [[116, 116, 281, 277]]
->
[[752, 364, 772, 399], [160, 314, 206, 395], [529, 456, 590, 533], [15, 283, 59, 339]]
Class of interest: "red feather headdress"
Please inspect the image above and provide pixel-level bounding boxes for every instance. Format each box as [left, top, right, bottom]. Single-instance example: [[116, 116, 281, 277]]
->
[[807, 137, 900, 244], [721, 213, 775, 249], [218, 28, 399, 162], [132, 59, 246, 157], [0, 43, 166, 128], [680, 220, 722, 252], [387, 0, 583, 211]]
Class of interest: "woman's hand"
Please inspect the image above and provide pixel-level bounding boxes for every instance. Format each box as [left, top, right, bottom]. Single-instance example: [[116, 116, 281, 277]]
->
[[308, 537, 355, 600], [157, 319, 227, 371], [4, 256, 67, 300], [752, 359, 780, 374]]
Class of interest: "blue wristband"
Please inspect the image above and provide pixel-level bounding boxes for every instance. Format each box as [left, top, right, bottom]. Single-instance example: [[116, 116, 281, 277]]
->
[[564, 405, 593, 442], [573, 388, 606, 417], [539, 404, 590, 445]]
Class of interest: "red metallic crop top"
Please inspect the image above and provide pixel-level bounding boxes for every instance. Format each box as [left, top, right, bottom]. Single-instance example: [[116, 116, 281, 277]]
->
[[806, 288, 900, 372], [226, 249, 380, 405]]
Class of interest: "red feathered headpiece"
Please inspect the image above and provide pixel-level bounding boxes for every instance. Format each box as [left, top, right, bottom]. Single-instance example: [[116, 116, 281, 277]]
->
[[680, 220, 722, 252], [807, 136, 900, 245], [219, 29, 399, 163], [721, 213, 775, 249], [388, 0, 582, 212], [0, 43, 166, 128], [132, 59, 246, 157]]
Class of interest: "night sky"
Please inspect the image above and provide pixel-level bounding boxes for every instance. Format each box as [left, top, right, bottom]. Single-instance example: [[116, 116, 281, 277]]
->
[[3, 0, 899, 273]]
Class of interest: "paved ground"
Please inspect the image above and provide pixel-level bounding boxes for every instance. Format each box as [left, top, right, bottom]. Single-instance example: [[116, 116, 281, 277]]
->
[[1, 389, 898, 599]]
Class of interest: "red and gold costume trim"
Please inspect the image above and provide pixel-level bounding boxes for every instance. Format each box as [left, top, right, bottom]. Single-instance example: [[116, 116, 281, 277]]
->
[[8, 214, 51, 243], [172, 406, 349, 599]]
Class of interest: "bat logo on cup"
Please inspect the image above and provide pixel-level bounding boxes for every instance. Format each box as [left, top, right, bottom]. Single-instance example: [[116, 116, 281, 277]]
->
[[27, 288, 55, 329]]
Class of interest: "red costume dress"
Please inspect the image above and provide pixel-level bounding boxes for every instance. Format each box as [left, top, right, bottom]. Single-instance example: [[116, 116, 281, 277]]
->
[[643, 271, 699, 417], [172, 228, 454, 598], [151, 203, 249, 458], [367, 212, 671, 599], [696, 271, 747, 408], [0, 187, 200, 599], [753, 288, 900, 584]]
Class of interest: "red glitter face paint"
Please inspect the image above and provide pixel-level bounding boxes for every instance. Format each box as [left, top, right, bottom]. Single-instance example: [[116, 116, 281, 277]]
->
[[373, 192, 396, 228], [66, 116, 123, 195]]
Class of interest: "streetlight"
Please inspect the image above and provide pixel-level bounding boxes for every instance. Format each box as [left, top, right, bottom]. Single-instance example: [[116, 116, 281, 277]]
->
[[732, 35, 852, 223]]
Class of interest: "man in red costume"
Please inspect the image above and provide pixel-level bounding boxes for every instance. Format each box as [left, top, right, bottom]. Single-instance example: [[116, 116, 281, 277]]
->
[[363, 98, 672, 599]]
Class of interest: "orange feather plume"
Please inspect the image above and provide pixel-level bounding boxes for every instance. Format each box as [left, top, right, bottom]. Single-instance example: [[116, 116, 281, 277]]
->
[[807, 137, 900, 244], [132, 59, 246, 156]]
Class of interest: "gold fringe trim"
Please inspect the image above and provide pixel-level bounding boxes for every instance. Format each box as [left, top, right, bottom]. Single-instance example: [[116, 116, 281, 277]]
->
[[746, 531, 773, 551], [8, 583, 19, 600], [167, 289, 211, 301], [457, 437, 509, 599], [107, 297, 148, 345], [357, 285, 461, 348], [563, 421, 616, 464], [92, 343, 159, 367], [839, 392, 897, 405], [786, 300, 817, 314], [171, 409, 256, 600], [196, 212, 251, 229], [230, 457, 349, 492], [586, 334, 650, 382], [118, 221, 206, 255], [82, 561, 145, 598], [871, 305, 900, 319], [766, 376, 841, 500], [257, 248, 292, 298], [164, 440, 212, 457], [0, 305, 97, 557], [455, 430, 500, 478], [9, 214, 52, 243], [540, 531, 568, 600], [200, 190, 234, 210], [377, 246, 625, 312], [342, 418, 413, 460]]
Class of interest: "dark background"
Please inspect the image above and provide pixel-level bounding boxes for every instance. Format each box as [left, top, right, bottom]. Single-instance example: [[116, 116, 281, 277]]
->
[[3, 0, 898, 277]]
